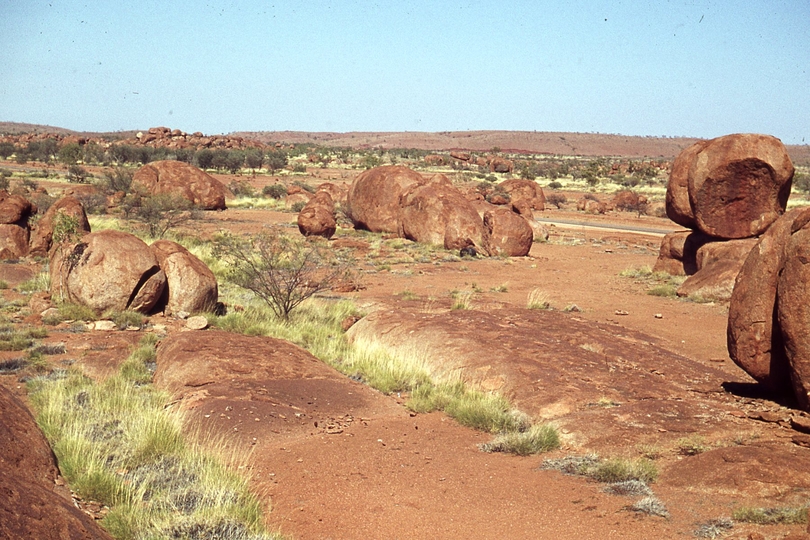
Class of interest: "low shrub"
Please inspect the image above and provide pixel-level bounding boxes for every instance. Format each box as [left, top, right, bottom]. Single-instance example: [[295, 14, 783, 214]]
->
[[262, 184, 287, 199]]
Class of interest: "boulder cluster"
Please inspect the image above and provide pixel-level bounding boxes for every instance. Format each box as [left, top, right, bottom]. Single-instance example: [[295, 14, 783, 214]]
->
[[129, 126, 263, 150], [654, 133, 794, 301], [0, 193, 91, 260], [50, 229, 218, 316], [338, 165, 543, 256]]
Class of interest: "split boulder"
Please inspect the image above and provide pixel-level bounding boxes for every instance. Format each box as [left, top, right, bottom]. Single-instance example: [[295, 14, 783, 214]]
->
[[728, 208, 810, 392], [50, 230, 166, 314], [149, 240, 218, 316]]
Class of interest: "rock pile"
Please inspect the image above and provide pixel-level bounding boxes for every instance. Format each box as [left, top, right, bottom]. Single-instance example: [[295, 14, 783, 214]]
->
[[655, 133, 794, 301], [345, 165, 541, 255]]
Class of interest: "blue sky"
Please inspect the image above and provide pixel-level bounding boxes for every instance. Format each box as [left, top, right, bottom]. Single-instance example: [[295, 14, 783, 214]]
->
[[1, 1, 808, 143]]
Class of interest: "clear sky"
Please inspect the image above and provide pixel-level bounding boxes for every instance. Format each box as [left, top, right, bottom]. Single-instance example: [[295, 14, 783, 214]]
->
[[1, 1, 808, 144]]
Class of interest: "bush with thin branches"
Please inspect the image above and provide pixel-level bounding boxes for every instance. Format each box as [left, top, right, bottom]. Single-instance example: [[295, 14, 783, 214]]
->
[[214, 230, 353, 320]]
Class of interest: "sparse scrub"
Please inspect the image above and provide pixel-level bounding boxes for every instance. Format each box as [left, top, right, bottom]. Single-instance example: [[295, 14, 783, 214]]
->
[[693, 518, 734, 538], [620, 266, 686, 298], [104, 309, 147, 330], [450, 290, 473, 310], [17, 269, 51, 293], [527, 289, 552, 310], [676, 435, 709, 456], [629, 496, 669, 518], [262, 183, 287, 199]]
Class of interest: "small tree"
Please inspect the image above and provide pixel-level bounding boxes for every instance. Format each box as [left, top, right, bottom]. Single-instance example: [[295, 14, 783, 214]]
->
[[214, 231, 353, 320], [265, 150, 288, 174], [124, 192, 200, 238], [67, 164, 91, 183], [98, 167, 133, 194]]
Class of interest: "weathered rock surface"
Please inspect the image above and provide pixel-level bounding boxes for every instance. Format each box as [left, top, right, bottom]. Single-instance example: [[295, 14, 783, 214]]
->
[[50, 229, 166, 314], [676, 238, 756, 302], [398, 182, 484, 250], [132, 160, 228, 210], [28, 196, 91, 257], [346, 166, 424, 233], [0, 224, 30, 259], [777, 218, 810, 410], [728, 208, 810, 391], [153, 330, 405, 439], [298, 190, 337, 239], [688, 134, 794, 239], [483, 207, 533, 257], [0, 386, 113, 540], [149, 239, 218, 316]]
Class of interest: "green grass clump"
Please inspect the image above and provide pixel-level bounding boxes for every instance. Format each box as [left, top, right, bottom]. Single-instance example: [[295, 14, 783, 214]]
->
[[104, 310, 146, 330], [542, 455, 658, 484], [647, 284, 678, 297], [27, 336, 279, 540], [480, 424, 561, 456], [731, 506, 807, 525], [17, 270, 51, 293], [0, 325, 48, 351], [56, 302, 98, 322]]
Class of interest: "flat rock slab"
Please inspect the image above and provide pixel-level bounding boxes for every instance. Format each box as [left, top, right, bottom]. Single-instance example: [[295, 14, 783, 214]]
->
[[153, 330, 406, 442]]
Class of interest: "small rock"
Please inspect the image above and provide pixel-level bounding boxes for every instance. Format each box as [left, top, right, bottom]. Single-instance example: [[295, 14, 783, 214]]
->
[[654, 313, 663, 319], [185, 315, 209, 330], [40, 307, 60, 319], [93, 320, 117, 331], [792, 434, 810, 448], [791, 416, 810, 434], [176, 310, 190, 320], [614, 310, 629, 316]]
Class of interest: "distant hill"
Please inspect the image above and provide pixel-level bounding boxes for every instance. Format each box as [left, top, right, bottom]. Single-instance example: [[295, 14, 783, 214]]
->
[[2, 122, 808, 163], [0, 121, 138, 140]]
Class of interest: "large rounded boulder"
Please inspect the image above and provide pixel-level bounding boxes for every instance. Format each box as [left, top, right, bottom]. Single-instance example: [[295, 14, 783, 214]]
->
[[688, 134, 794, 239], [0, 224, 30, 260], [0, 192, 35, 227], [29, 196, 91, 257], [728, 208, 810, 392], [149, 240, 218, 316], [346, 166, 425, 233], [483, 206, 533, 257], [777, 217, 810, 410], [50, 229, 166, 314], [398, 182, 485, 250], [498, 179, 545, 211], [297, 190, 337, 239], [132, 160, 228, 210]]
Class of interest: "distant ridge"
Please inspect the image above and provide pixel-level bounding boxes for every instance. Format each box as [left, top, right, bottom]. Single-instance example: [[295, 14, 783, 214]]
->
[[2, 122, 807, 162]]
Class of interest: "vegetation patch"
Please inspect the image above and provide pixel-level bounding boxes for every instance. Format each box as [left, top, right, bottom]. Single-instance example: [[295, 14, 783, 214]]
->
[[27, 336, 279, 540], [542, 454, 658, 484], [731, 506, 808, 525], [619, 265, 686, 298]]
